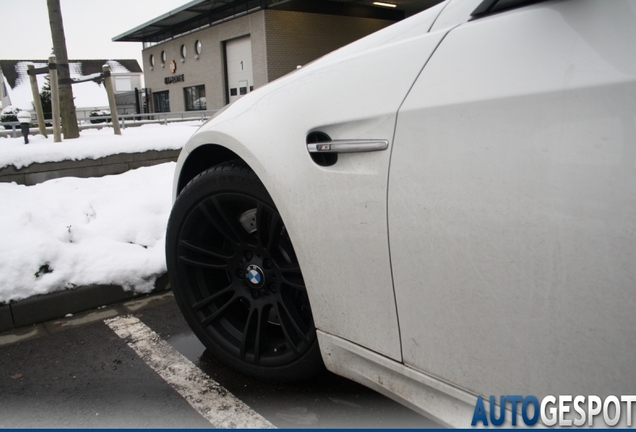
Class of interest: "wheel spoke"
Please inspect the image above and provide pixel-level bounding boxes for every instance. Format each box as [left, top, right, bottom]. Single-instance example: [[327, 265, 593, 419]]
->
[[210, 196, 253, 245], [256, 203, 282, 253], [278, 299, 311, 344], [255, 202, 267, 248], [191, 285, 235, 311], [200, 291, 240, 327], [253, 305, 272, 364], [281, 271, 305, 290], [179, 255, 229, 270], [276, 303, 300, 353], [240, 307, 257, 360], [278, 263, 301, 272], [180, 240, 234, 260], [238, 304, 270, 364], [198, 201, 241, 246]]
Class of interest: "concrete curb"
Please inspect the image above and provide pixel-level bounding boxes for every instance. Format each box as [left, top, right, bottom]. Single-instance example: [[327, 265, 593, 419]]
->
[[0, 274, 170, 333], [0, 149, 180, 185]]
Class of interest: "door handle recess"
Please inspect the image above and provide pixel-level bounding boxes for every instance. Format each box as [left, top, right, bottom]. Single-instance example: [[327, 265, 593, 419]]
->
[[307, 139, 389, 154]]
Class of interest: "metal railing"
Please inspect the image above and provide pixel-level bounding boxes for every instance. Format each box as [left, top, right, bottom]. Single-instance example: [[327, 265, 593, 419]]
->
[[0, 109, 219, 138]]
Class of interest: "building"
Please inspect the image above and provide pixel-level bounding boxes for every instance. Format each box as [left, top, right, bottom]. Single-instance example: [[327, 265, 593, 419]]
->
[[113, 0, 439, 113], [0, 59, 143, 117]]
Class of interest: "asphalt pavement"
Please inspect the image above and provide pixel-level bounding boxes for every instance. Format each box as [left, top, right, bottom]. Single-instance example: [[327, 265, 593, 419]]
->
[[0, 292, 440, 428]]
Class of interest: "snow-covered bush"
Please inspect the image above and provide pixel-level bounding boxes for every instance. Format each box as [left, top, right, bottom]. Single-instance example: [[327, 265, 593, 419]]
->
[[1, 106, 20, 129], [89, 109, 111, 124]]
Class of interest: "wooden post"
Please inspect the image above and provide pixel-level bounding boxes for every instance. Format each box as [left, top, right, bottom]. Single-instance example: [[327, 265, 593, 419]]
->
[[27, 65, 47, 138], [102, 64, 121, 135], [49, 55, 62, 142]]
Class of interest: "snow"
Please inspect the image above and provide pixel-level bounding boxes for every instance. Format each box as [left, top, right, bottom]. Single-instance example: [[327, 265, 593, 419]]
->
[[104, 60, 133, 74], [0, 122, 201, 304], [0, 121, 201, 169]]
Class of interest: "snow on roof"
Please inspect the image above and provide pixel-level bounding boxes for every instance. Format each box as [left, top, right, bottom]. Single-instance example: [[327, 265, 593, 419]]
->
[[0, 59, 142, 111]]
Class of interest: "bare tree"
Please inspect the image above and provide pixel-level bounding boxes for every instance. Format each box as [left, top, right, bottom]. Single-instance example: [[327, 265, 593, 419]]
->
[[47, 0, 79, 139]]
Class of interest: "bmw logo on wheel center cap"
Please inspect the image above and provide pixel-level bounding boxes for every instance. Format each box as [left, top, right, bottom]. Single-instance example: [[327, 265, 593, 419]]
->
[[246, 264, 265, 287]]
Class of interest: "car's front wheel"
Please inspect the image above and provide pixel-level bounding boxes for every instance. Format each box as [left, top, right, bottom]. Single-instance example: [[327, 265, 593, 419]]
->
[[166, 161, 323, 382]]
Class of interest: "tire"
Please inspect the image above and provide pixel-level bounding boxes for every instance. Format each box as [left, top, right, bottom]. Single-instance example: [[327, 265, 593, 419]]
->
[[166, 161, 324, 382]]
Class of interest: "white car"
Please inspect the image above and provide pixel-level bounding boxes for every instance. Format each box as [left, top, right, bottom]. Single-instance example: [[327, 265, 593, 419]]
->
[[166, 0, 636, 427]]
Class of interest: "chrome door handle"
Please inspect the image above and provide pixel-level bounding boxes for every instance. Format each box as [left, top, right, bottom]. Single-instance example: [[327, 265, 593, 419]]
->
[[307, 139, 389, 154]]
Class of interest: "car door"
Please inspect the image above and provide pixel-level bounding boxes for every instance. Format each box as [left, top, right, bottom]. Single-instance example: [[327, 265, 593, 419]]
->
[[389, 0, 636, 398]]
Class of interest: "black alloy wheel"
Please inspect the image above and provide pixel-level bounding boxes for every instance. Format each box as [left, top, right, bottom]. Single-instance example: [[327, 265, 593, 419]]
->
[[166, 161, 323, 382]]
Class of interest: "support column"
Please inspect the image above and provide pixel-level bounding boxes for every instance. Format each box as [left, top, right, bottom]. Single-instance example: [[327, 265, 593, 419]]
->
[[102, 65, 121, 135], [49, 55, 62, 142], [27, 65, 47, 138]]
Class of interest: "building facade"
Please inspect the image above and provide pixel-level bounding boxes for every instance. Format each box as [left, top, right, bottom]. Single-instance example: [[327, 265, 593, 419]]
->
[[115, 0, 428, 113]]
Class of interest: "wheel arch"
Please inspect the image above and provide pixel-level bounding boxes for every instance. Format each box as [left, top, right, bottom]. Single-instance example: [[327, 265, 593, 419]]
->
[[176, 144, 244, 196]]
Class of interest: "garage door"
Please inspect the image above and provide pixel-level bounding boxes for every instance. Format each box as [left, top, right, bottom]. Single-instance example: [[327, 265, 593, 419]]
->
[[225, 36, 254, 104]]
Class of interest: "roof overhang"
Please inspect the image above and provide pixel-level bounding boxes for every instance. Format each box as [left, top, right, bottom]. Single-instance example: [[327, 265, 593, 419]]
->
[[113, 0, 216, 42], [113, 0, 442, 43]]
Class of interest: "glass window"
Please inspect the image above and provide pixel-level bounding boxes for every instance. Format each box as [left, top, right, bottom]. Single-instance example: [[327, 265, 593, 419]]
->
[[184, 85, 206, 111], [195, 40, 202, 55], [153, 90, 170, 113]]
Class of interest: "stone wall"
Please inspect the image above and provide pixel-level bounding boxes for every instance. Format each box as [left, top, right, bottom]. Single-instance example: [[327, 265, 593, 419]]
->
[[0, 149, 180, 186]]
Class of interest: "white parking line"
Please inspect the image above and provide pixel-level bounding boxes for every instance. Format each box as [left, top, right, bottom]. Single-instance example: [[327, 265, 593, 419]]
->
[[105, 315, 275, 429]]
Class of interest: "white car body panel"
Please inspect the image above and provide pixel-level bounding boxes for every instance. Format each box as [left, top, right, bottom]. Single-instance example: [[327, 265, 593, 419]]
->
[[171, 0, 636, 423], [390, 0, 636, 398], [429, 0, 484, 32], [175, 3, 449, 361]]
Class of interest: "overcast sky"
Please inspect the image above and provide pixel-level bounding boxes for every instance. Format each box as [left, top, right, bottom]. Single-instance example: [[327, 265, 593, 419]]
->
[[2, 0, 188, 68]]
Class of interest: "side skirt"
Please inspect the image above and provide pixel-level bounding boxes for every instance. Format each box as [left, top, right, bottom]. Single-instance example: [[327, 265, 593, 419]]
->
[[317, 330, 479, 428]]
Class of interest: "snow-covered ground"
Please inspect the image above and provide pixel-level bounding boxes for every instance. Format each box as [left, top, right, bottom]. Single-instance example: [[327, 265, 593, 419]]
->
[[0, 121, 202, 169], [0, 122, 202, 303]]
